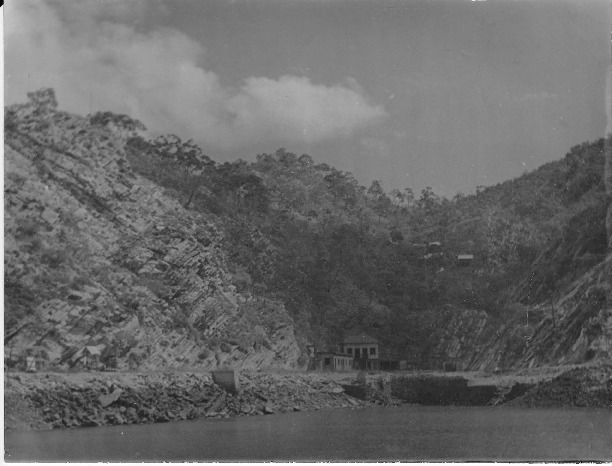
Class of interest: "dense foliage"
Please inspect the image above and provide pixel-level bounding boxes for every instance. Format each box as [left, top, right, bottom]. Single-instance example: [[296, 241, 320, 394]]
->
[[123, 128, 608, 358]]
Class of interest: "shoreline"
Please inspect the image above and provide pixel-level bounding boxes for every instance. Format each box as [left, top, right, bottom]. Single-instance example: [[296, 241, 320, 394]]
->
[[4, 370, 400, 432], [5, 363, 611, 432]]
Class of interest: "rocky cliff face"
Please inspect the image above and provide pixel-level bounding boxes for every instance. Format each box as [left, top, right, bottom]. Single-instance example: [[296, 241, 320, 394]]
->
[[4, 89, 303, 371], [432, 260, 612, 371]]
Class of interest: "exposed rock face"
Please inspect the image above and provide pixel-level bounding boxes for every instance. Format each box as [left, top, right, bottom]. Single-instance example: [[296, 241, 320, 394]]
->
[[4, 90, 302, 371], [507, 364, 612, 408], [432, 261, 612, 371]]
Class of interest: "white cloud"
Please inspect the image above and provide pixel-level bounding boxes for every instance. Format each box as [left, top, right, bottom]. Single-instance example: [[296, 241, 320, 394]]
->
[[5, 0, 385, 149]]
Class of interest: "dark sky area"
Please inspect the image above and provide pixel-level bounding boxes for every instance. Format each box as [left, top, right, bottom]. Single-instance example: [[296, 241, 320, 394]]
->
[[6, 0, 610, 196]]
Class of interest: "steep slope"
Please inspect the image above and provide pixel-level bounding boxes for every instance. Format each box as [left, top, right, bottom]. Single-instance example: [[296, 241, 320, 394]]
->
[[5, 88, 610, 374], [4, 89, 302, 370], [431, 226, 611, 371]]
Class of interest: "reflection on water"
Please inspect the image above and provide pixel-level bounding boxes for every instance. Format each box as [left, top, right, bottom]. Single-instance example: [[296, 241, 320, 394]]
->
[[5, 405, 612, 461]]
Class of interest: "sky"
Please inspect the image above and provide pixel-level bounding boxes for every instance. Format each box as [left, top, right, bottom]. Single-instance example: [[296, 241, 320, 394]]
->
[[5, 0, 610, 197]]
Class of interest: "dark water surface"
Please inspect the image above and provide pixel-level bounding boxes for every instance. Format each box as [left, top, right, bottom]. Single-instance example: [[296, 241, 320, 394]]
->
[[5, 405, 612, 461]]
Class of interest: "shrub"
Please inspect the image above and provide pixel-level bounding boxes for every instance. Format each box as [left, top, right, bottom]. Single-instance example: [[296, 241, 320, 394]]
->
[[5, 109, 18, 132], [219, 342, 232, 353]]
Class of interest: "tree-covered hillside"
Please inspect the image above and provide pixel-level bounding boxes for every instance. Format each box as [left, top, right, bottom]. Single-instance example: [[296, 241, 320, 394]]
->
[[5, 89, 609, 369], [123, 120, 608, 360]]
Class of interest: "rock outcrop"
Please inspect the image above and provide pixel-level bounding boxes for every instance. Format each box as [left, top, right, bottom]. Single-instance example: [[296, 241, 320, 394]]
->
[[4, 89, 302, 371], [507, 364, 612, 408], [431, 260, 612, 371]]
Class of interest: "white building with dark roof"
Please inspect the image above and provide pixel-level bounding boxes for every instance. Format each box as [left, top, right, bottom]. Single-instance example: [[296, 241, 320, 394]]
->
[[341, 333, 379, 371]]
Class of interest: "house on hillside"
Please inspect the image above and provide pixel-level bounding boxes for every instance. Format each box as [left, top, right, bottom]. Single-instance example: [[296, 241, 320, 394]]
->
[[73, 345, 105, 370], [341, 333, 379, 371]]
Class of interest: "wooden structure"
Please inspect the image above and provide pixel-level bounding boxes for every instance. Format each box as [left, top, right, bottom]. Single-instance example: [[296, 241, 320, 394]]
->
[[313, 351, 353, 371], [442, 358, 465, 372], [101, 346, 119, 371], [456, 254, 474, 266], [342, 333, 379, 371], [82, 346, 103, 369]]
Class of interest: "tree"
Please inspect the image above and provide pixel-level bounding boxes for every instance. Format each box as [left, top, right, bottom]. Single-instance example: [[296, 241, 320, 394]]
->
[[417, 187, 442, 212], [27, 88, 58, 111], [152, 135, 214, 173], [89, 111, 146, 139], [324, 170, 358, 209], [367, 180, 384, 199], [298, 154, 314, 167]]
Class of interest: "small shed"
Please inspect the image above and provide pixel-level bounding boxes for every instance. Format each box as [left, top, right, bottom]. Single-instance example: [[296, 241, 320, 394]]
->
[[442, 358, 465, 372], [102, 346, 120, 371], [82, 346, 104, 369], [456, 254, 474, 266]]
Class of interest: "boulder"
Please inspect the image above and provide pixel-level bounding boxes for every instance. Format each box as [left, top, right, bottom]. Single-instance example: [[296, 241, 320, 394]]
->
[[263, 404, 275, 415], [81, 418, 102, 428], [99, 389, 123, 408]]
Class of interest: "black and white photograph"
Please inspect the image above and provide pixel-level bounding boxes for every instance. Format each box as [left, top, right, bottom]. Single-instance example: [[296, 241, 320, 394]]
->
[[3, 0, 612, 461]]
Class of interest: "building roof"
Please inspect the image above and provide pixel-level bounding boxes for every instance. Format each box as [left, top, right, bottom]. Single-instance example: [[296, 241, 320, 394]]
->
[[84, 345, 104, 356], [457, 254, 474, 260], [343, 333, 378, 344]]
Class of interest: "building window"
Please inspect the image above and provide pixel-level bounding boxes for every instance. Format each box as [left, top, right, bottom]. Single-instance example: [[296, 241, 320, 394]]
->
[[347, 348, 352, 354], [355, 348, 361, 357], [324, 358, 331, 365], [370, 347, 376, 355]]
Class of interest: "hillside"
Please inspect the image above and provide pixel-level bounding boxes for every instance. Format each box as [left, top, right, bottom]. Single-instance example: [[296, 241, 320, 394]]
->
[[4, 89, 302, 371], [4, 89, 611, 371]]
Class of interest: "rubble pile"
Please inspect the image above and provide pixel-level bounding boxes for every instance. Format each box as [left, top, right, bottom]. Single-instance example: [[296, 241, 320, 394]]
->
[[4, 371, 401, 431], [507, 364, 612, 408]]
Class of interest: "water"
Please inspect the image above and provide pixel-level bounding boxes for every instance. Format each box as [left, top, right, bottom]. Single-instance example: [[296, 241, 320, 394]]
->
[[5, 406, 612, 461]]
